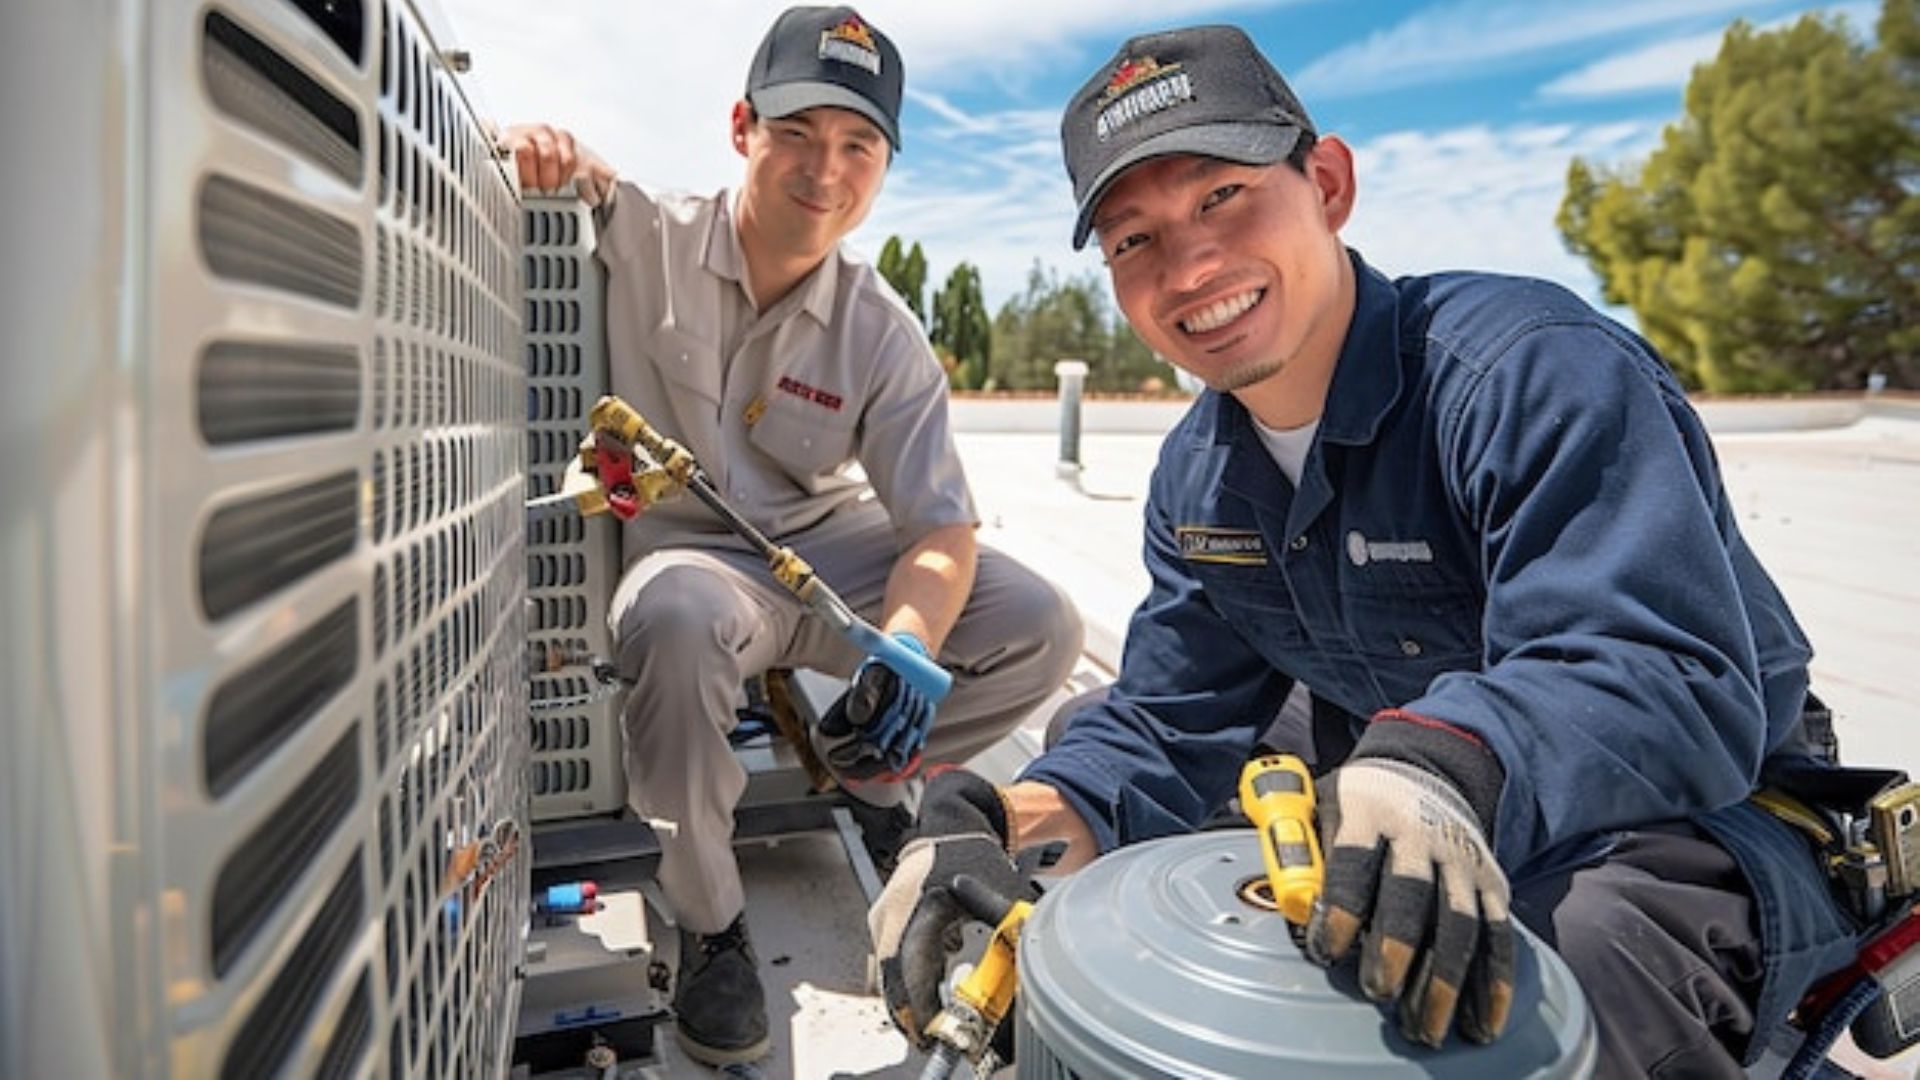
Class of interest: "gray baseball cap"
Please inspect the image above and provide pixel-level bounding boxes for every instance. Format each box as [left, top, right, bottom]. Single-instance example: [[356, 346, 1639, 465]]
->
[[746, 6, 904, 151], [1062, 26, 1316, 249]]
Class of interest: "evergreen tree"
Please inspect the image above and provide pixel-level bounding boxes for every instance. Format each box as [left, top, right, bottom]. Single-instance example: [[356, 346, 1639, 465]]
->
[[902, 242, 929, 326], [932, 262, 992, 390], [1558, 0, 1920, 391], [874, 235, 925, 325], [988, 262, 1178, 392]]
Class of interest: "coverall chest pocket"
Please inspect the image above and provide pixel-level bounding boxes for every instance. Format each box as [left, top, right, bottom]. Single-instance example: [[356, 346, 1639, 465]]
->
[[1188, 564, 1310, 648], [747, 398, 857, 482], [1341, 590, 1483, 690]]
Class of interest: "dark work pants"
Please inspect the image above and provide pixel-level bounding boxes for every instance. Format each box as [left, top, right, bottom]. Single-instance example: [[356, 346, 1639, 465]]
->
[[1511, 824, 1766, 1079]]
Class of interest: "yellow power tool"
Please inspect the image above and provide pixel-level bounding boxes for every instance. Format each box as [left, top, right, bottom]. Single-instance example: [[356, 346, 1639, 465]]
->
[[1239, 754, 1325, 925]]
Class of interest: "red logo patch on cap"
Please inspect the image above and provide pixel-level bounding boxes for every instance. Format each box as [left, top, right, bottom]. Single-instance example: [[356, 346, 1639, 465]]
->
[[1094, 56, 1193, 142], [1100, 56, 1179, 104], [819, 16, 882, 74], [826, 15, 876, 51]]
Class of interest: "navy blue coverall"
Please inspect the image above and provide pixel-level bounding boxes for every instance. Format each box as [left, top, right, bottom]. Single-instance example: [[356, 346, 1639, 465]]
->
[[1023, 252, 1859, 1071]]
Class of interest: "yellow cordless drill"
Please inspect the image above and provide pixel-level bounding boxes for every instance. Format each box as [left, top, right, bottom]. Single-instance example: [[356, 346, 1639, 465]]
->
[[1239, 754, 1325, 925]]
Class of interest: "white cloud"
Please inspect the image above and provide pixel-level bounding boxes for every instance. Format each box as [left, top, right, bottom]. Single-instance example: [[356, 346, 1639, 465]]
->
[[1538, 30, 1727, 98], [861, 116, 1667, 320], [1540, 1, 1881, 99], [1341, 121, 1659, 310], [1292, 0, 1769, 99], [449, 0, 1278, 303], [853, 145, 1107, 315], [453, 0, 1284, 193], [447, 1, 1683, 317]]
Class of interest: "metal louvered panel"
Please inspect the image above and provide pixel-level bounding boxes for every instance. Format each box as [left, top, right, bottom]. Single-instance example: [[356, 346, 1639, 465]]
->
[[0, 2, 528, 1077], [522, 196, 628, 821], [199, 173, 365, 306], [210, 727, 361, 978], [202, 10, 363, 185], [198, 471, 360, 620], [197, 340, 363, 443]]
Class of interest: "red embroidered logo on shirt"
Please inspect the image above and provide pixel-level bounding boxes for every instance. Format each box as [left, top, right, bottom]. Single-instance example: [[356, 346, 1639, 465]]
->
[[777, 375, 843, 412]]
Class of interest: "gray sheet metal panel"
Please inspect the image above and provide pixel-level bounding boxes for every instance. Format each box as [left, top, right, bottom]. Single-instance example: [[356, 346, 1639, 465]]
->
[[521, 196, 628, 822], [0, 3, 143, 1076], [1, 2, 529, 1076]]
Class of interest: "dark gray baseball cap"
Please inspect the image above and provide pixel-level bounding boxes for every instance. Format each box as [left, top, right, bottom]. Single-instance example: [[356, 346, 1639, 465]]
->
[[746, 6, 904, 151], [1062, 26, 1316, 249]]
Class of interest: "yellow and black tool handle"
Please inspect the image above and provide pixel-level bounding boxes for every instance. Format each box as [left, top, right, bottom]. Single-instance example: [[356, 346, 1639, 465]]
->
[[1239, 754, 1325, 925]]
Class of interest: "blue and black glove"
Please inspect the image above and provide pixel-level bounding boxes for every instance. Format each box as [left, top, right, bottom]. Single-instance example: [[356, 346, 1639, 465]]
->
[[818, 632, 937, 780]]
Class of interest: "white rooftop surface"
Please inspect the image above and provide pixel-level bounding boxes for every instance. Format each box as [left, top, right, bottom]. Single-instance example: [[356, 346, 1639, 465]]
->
[[634, 399, 1920, 1080]]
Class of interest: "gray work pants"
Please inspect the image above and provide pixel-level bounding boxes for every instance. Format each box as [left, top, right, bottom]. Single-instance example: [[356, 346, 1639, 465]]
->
[[1513, 823, 1770, 1079], [610, 507, 1083, 933]]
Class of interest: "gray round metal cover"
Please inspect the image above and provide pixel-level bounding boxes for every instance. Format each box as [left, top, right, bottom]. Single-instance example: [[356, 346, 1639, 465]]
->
[[1015, 831, 1597, 1078]]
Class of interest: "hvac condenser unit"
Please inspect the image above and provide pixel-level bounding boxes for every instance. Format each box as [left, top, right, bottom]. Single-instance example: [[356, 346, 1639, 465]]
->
[[3, 1, 531, 1076]]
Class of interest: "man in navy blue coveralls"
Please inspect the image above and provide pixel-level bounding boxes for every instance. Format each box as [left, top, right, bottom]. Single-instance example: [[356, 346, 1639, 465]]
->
[[868, 25, 1864, 1078]]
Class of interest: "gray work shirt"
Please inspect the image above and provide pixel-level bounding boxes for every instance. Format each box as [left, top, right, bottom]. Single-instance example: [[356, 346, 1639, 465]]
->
[[595, 182, 976, 562]]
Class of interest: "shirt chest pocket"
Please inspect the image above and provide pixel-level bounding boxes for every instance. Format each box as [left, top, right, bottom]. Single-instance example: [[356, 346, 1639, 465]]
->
[[747, 398, 857, 482]]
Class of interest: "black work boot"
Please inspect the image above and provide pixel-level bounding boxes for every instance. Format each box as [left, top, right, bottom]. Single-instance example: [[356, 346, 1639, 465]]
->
[[673, 914, 769, 1066], [845, 797, 915, 879]]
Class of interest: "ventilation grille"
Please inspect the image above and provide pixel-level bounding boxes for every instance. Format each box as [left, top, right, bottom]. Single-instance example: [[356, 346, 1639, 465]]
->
[[210, 726, 360, 978], [288, 0, 367, 65], [220, 856, 365, 1080], [200, 173, 363, 307], [532, 758, 593, 796], [522, 198, 626, 821], [199, 470, 359, 620], [531, 714, 592, 752], [197, 340, 361, 445], [318, 973, 374, 1077], [203, 11, 362, 184], [363, 4, 528, 1076], [202, 600, 357, 798], [156, 1, 529, 1076]]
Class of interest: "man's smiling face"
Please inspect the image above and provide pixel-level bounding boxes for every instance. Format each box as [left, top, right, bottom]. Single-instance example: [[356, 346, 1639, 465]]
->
[[1094, 142, 1356, 409]]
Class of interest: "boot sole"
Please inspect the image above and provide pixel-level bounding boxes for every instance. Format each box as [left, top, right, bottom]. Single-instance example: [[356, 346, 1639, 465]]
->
[[675, 1023, 770, 1067]]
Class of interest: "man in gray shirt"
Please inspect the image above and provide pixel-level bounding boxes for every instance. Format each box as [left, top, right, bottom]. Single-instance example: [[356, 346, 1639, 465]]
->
[[503, 5, 1081, 1066]]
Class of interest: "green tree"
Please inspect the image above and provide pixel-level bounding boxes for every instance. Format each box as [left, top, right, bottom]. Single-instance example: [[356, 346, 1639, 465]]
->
[[1103, 317, 1175, 393], [988, 262, 1178, 392], [1558, 1, 1920, 392], [903, 241, 929, 326], [874, 235, 928, 326], [991, 263, 1104, 390], [932, 262, 992, 390]]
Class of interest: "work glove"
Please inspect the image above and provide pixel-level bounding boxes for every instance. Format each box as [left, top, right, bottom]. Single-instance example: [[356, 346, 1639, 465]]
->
[[818, 632, 936, 779], [1304, 716, 1514, 1049], [868, 769, 1034, 1048]]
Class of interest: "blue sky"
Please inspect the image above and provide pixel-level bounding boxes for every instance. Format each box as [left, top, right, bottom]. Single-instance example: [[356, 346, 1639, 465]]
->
[[456, 0, 1881, 317]]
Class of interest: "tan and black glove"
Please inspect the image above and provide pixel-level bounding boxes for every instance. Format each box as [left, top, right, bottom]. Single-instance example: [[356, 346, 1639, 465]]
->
[[868, 769, 1034, 1047], [1304, 715, 1515, 1048]]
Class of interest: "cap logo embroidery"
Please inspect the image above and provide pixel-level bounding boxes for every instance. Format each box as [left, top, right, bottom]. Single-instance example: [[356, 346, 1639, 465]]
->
[[1177, 526, 1267, 566], [819, 16, 881, 75], [1095, 56, 1192, 142]]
